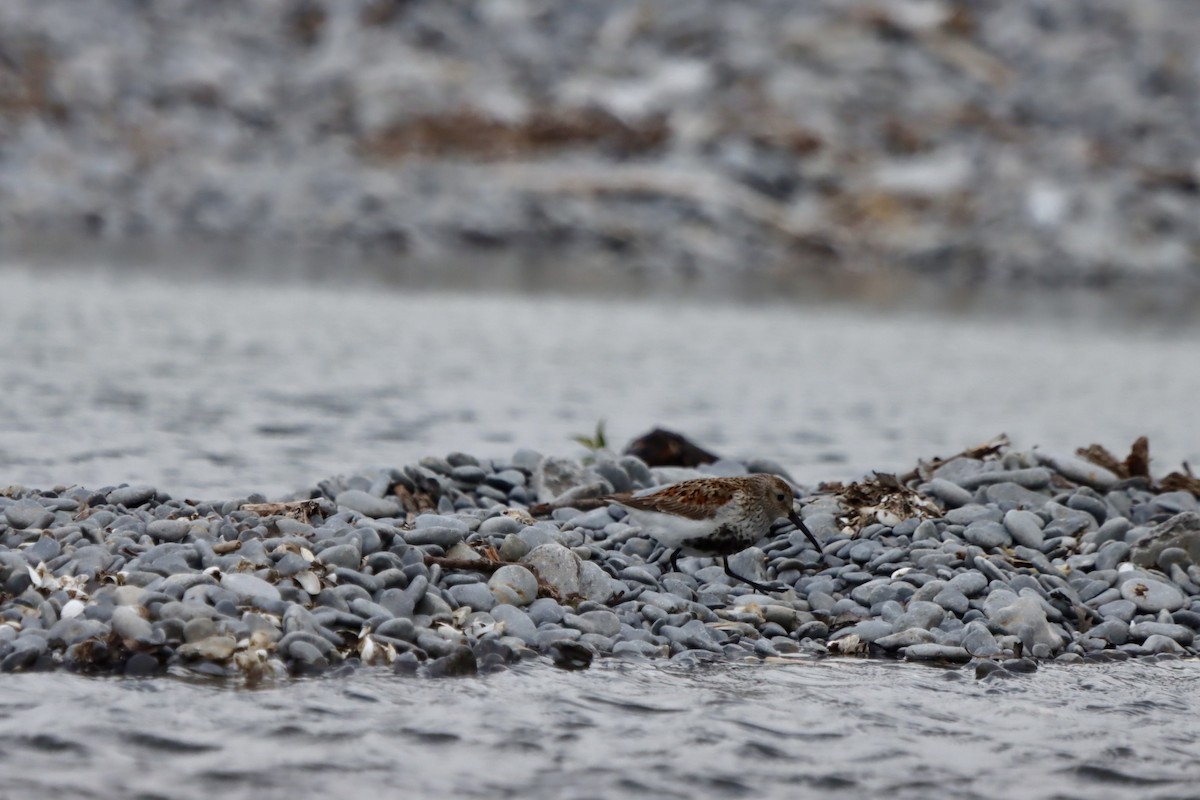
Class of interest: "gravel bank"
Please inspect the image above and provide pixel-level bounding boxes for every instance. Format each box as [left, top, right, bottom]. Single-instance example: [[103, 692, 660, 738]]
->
[[3, 439, 1199, 680], [1, 1, 1198, 293]]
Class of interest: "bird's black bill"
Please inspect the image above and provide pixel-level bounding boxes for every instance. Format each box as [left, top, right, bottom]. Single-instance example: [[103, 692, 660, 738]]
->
[[788, 509, 823, 553]]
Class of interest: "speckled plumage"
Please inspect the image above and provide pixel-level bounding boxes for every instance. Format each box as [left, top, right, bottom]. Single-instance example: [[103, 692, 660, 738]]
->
[[605, 474, 822, 591]]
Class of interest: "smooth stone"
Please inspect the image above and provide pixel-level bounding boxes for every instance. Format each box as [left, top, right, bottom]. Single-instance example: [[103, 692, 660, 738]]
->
[[107, 485, 158, 507], [111, 606, 157, 645], [219, 572, 282, 603], [925, 479, 973, 507], [479, 516, 522, 537], [961, 621, 1002, 657], [404, 526, 466, 548], [571, 609, 621, 638], [932, 587, 970, 616], [283, 639, 329, 668], [1034, 452, 1118, 490], [1140, 634, 1186, 655], [334, 490, 401, 519], [1097, 599, 1138, 622], [146, 519, 191, 542], [982, 482, 1052, 509], [490, 604, 538, 644], [1119, 577, 1185, 612], [317, 543, 362, 569], [964, 520, 1012, 550], [1003, 509, 1045, 549], [960, 468, 1052, 490], [1094, 541, 1131, 573], [527, 598, 565, 626], [873, 629, 935, 650], [451, 465, 487, 483], [520, 543, 614, 602], [945, 505, 1003, 525], [1129, 621, 1194, 645], [177, 635, 238, 662], [902, 644, 972, 662], [1088, 619, 1129, 645], [4, 500, 54, 530], [448, 582, 497, 612], [1083, 517, 1134, 548], [892, 601, 946, 632], [987, 594, 1062, 651], [947, 572, 988, 597], [488, 565, 539, 607], [47, 618, 109, 647]]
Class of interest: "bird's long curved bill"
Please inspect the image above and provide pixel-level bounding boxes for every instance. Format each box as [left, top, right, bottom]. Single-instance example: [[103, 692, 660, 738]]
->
[[788, 509, 823, 553]]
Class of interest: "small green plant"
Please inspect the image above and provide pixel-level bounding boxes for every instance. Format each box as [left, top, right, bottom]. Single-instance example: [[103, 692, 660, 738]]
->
[[572, 419, 608, 456]]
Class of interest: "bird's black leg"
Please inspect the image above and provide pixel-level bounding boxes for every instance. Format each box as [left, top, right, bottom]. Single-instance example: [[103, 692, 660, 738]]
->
[[659, 548, 682, 575], [723, 557, 774, 594]]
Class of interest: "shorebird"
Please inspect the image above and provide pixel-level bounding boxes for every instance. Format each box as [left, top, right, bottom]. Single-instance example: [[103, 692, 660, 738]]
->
[[605, 474, 822, 592]]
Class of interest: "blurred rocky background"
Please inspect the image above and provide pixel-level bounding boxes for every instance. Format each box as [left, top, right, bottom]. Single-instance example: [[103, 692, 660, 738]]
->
[[1, 0, 1198, 300]]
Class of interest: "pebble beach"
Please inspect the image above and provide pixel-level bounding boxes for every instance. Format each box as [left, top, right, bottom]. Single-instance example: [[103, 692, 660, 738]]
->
[[5, 432, 1200, 680]]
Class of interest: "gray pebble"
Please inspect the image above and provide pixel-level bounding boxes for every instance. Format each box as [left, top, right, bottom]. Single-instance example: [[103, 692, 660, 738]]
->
[[448, 582, 496, 612], [490, 604, 539, 644], [1003, 509, 1045, 549], [107, 485, 158, 508], [965, 520, 1012, 550], [4, 499, 55, 530], [1140, 634, 1186, 655], [1034, 452, 1118, 490], [1097, 599, 1138, 622], [924, 479, 973, 507], [111, 607, 157, 645], [488, 565, 539, 607], [902, 643, 972, 662], [932, 586, 969, 616], [1119, 577, 1185, 612], [219, 572, 282, 603], [1129, 621, 1193, 645], [334, 490, 401, 519], [947, 571, 988, 597], [479, 516, 522, 537]]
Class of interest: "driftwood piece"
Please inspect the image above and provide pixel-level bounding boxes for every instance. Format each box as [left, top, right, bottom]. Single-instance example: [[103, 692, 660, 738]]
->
[[242, 499, 324, 524]]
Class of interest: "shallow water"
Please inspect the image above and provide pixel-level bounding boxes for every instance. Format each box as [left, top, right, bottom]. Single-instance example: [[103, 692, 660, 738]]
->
[[1, 658, 1198, 800], [4, 259, 1200, 799], [2, 264, 1199, 499]]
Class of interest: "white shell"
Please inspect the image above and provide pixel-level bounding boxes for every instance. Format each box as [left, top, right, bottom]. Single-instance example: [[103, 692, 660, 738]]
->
[[296, 570, 321, 595]]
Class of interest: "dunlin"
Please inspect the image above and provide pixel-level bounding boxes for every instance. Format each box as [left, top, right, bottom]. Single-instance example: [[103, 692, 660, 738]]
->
[[605, 474, 822, 592]]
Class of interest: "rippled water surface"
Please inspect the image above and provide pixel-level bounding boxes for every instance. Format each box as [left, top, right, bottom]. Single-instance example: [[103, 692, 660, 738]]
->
[[3, 264, 1199, 498], [4, 260, 1200, 799], [2, 659, 1198, 800]]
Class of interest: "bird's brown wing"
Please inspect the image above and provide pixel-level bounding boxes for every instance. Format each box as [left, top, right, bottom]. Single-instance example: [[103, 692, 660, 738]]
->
[[609, 478, 741, 521]]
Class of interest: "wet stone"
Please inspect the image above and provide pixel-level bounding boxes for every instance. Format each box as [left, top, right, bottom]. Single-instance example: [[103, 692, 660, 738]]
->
[[1129, 621, 1193, 645], [902, 644, 972, 662]]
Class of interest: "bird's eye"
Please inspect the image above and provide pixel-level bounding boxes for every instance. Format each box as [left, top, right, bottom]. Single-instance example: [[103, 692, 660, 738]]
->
[[776, 493, 785, 502]]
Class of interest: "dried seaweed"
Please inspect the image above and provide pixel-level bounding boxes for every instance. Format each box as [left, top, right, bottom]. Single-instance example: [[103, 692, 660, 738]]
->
[[1076, 436, 1198, 497]]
